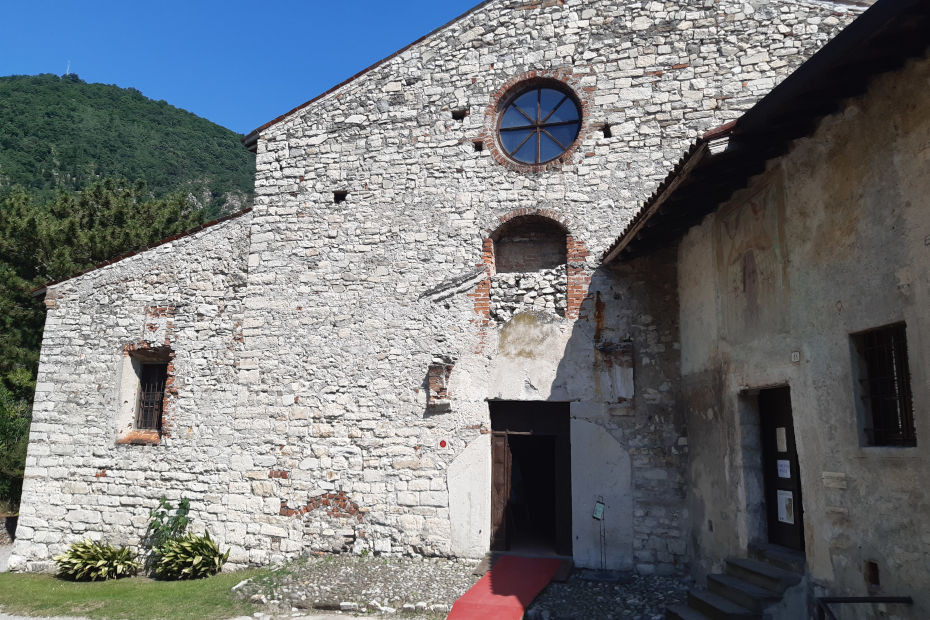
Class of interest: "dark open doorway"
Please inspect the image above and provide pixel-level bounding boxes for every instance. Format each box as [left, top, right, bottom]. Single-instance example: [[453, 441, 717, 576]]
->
[[489, 401, 571, 556], [508, 435, 557, 552], [759, 386, 805, 552]]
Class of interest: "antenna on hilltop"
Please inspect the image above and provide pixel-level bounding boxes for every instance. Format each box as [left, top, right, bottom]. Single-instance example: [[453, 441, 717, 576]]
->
[[65, 60, 71, 76]]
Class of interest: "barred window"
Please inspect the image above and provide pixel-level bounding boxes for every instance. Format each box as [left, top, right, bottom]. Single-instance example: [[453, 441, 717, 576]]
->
[[852, 322, 916, 447], [136, 363, 167, 431]]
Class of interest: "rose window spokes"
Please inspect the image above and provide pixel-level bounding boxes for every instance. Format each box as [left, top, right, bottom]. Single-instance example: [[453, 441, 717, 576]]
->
[[498, 87, 581, 165]]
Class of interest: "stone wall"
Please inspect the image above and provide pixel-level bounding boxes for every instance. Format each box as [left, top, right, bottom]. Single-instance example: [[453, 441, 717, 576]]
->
[[11, 0, 869, 574], [490, 267, 567, 321], [238, 0, 863, 570], [9, 214, 251, 571]]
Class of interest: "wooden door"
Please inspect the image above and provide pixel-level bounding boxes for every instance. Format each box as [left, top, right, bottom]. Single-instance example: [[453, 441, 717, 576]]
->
[[489, 401, 572, 555], [759, 387, 805, 551], [490, 431, 511, 551]]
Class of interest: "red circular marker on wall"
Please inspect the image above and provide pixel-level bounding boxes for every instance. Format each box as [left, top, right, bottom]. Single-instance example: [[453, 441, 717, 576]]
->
[[440, 440, 447, 448]]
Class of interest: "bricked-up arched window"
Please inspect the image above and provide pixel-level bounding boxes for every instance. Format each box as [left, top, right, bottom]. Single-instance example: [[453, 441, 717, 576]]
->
[[498, 83, 581, 165], [492, 215, 567, 273]]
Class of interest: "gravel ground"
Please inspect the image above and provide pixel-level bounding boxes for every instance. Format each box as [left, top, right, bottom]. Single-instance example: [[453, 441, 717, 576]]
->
[[526, 571, 689, 619], [236, 554, 478, 617], [237, 554, 690, 619]]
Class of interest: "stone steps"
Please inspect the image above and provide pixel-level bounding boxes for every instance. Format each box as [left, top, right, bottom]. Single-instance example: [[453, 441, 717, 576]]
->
[[747, 542, 806, 574], [666, 545, 806, 620], [708, 574, 781, 613], [725, 557, 802, 593]]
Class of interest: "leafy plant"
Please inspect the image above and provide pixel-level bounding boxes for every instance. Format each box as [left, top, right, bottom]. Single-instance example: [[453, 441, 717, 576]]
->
[[153, 533, 229, 580], [53, 539, 139, 581], [142, 496, 190, 571]]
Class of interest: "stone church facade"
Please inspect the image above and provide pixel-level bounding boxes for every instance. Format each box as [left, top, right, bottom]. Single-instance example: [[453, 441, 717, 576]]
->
[[17, 0, 930, 616]]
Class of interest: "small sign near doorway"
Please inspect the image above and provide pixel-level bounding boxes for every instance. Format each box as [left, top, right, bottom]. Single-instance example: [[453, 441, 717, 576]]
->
[[592, 501, 605, 520], [777, 459, 790, 479], [777, 490, 795, 524], [776, 427, 787, 452]]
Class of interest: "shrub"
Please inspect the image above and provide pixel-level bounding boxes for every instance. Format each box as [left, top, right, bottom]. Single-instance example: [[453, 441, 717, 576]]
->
[[54, 539, 139, 581], [153, 532, 229, 580], [142, 496, 190, 572]]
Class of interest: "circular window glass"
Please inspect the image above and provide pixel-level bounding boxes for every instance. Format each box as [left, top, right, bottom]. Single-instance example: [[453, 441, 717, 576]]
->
[[498, 86, 581, 165]]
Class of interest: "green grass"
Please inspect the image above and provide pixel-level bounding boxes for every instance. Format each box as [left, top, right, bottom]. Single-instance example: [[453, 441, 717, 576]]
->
[[0, 570, 260, 619]]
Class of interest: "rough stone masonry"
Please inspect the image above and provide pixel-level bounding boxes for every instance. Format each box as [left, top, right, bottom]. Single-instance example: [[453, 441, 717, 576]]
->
[[11, 0, 868, 575]]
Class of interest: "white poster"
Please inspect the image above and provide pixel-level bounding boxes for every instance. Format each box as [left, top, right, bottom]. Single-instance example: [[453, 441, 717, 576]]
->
[[777, 490, 795, 524], [776, 427, 787, 453], [777, 459, 790, 479]]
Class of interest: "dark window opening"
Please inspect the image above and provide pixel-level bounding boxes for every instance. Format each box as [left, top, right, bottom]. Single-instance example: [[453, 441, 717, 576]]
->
[[452, 108, 469, 121], [601, 123, 612, 138], [473, 139, 484, 152], [865, 560, 881, 594], [852, 322, 916, 446], [492, 215, 567, 273], [334, 191, 348, 204], [136, 363, 167, 431]]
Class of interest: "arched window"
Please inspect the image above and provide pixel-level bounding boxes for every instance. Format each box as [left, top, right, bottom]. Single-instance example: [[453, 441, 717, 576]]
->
[[492, 215, 567, 274]]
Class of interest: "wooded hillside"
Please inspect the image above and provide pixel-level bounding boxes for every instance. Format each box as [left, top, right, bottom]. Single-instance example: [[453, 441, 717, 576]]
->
[[0, 74, 256, 511], [0, 73, 254, 216]]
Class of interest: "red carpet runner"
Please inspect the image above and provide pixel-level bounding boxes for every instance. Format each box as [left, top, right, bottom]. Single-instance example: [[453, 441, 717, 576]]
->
[[447, 555, 562, 620]]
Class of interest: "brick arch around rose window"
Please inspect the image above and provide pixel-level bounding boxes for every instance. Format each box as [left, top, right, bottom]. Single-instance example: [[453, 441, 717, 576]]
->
[[468, 209, 590, 344]]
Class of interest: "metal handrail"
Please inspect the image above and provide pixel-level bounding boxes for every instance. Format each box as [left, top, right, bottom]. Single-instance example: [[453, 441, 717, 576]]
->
[[816, 596, 913, 620]]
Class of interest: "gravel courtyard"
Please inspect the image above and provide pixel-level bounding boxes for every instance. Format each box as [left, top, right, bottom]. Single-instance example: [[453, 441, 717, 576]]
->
[[235, 554, 690, 619]]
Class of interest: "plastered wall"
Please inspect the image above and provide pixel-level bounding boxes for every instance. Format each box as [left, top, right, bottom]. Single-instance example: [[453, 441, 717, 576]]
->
[[678, 53, 930, 618]]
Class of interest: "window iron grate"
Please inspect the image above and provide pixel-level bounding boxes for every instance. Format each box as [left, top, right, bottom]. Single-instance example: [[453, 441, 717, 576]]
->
[[136, 363, 167, 431], [855, 323, 915, 446]]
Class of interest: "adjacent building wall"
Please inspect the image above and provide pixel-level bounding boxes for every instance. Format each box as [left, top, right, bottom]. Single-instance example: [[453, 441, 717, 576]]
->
[[9, 214, 251, 571], [678, 54, 930, 617]]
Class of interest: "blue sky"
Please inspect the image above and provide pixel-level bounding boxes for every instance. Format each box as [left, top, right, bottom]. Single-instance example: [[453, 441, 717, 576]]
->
[[0, 0, 480, 134]]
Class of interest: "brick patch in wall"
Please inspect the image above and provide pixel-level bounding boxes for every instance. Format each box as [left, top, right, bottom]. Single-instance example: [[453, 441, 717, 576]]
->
[[280, 491, 364, 522], [114, 430, 160, 446], [566, 235, 591, 320]]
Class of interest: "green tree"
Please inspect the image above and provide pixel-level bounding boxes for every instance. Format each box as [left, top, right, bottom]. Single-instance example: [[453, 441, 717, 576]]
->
[[0, 180, 207, 509]]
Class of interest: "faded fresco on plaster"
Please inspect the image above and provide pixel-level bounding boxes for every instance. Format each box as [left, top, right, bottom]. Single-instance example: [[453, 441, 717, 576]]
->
[[716, 177, 788, 337]]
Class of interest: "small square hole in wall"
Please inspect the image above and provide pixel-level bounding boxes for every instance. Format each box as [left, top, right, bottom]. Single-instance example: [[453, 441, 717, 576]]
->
[[473, 140, 484, 152], [601, 124, 613, 139], [452, 108, 469, 121], [333, 191, 348, 204]]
